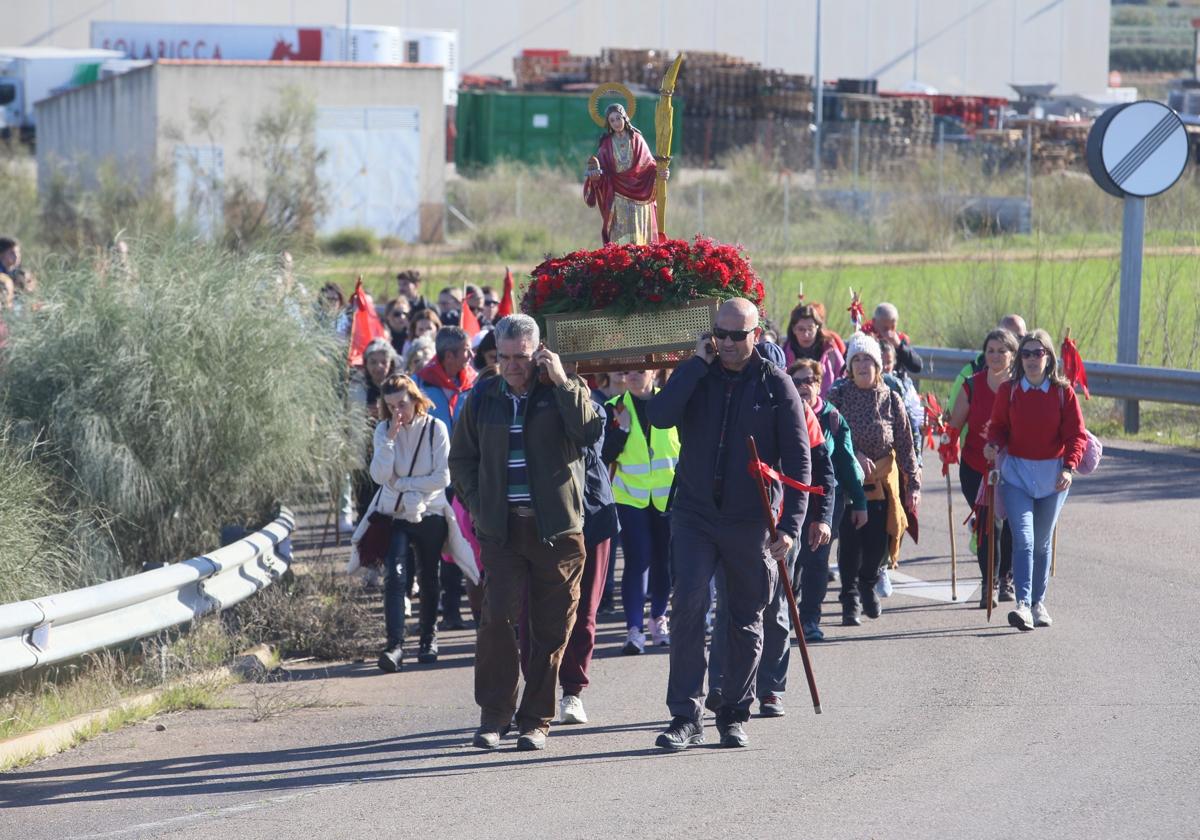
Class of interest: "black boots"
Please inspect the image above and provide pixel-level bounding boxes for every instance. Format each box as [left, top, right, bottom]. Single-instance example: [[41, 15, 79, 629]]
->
[[840, 589, 862, 626], [378, 643, 404, 673], [417, 634, 439, 664]]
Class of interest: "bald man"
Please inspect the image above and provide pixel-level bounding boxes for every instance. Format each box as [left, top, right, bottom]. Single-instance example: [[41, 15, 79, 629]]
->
[[647, 298, 812, 750]]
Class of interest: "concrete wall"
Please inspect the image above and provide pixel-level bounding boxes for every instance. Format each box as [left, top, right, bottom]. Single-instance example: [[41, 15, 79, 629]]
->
[[34, 60, 446, 241], [7, 0, 1111, 99], [35, 63, 158, 195]]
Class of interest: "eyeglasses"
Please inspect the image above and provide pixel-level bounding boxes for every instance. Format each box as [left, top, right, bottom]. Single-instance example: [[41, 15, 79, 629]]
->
[[713, 327, 751, 342], [1020, 348, 1048, 359], [791, 376, 815, 387], [387, 311, 407, 320], [483, 299, 500, 306]]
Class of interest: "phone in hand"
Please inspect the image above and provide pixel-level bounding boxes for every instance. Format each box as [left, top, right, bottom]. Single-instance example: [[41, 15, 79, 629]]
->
[[536, 342, 552, 385], [697, 332, 717, 363]]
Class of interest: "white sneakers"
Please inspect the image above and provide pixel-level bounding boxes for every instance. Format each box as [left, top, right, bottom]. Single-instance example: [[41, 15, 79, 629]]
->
[[1009, 601, 1053, 631], [559, 694, 588, 725], [1032, 601, 1053, 627], [622, 627, 645, 655], [650, 615, 670, 646], [1008, 601, 1034, 631]]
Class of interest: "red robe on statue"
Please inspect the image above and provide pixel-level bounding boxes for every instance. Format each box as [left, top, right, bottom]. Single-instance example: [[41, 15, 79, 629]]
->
[[583, 128, 659, 245]]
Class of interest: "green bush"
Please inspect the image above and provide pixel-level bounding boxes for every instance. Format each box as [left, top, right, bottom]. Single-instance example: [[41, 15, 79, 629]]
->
[[1109, 46, 1191, 72], [470, 223, 552, 260], [1, 236, 359, 572], [321, 227, 379, 255]]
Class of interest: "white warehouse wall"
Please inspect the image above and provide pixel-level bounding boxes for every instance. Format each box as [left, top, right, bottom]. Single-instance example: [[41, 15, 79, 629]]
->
[[9, 0, 1110, 98]]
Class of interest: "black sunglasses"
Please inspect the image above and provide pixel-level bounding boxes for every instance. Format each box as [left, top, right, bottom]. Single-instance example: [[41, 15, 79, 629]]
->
[[1020, 348, 1048, 359], [713, 327, 751, 342], [483, 298, 500, 306]]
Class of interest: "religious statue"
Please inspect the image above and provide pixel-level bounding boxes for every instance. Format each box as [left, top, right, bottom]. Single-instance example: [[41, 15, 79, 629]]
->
[[583, 86, 668, 246]]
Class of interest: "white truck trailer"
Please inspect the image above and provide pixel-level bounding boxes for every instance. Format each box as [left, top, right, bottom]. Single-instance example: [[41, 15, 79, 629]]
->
[[90, 21, 459, 105], [0, 47, 124, 139]]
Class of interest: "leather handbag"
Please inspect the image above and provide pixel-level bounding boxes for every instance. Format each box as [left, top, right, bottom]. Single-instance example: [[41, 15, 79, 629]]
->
[[357, 419, 433, 568]]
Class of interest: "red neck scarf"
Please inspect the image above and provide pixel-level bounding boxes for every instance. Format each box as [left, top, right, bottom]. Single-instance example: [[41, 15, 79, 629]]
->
[[418, 359, 477, 415]]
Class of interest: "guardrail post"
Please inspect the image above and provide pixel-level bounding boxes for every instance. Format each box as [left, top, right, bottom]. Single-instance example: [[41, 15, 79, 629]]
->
[[1118, 195, 1145, 434]]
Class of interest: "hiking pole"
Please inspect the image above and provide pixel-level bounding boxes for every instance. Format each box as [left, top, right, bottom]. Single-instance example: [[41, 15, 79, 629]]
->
[[945, 470, 958, 601], [986, 467, 998, 623], [747, 435, 822, 715], [1051, 524, 1058, 577]]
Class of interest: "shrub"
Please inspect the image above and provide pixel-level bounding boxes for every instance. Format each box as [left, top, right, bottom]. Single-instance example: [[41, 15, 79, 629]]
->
[[1, 236, 360, 572], [321, 227, 378, 255], [0, 426, 98, 602], [470, 223, 552, 260]]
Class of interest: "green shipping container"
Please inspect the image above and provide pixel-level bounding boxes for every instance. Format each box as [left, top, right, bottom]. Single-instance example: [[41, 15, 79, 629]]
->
[[455, 90, 683, 173]]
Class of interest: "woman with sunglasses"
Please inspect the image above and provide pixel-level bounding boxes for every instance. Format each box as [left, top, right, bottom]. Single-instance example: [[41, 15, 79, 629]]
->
[[984, 330, 1087, 632], [788, 358, 868, 640], [827, 333, 920, 626], [948, 328, 1018, 608], [384, 297, 411, 355]]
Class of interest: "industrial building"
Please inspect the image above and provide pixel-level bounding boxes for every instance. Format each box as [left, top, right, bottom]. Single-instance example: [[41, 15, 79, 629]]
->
[[7, 0, 1110, 100], [35, 60, 447, 242]]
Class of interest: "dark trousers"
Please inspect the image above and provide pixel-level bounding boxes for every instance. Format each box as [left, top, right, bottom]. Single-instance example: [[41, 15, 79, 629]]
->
[[476, 512, 585, 733], [667, 511, 774, 723], [441, 563, 465, 623], [519, 538, 612, 697], [796, 493, 844, 625], [959, 462, 1013, 582], [383, 515, 448, 647], [616, 504, 672, 630], [837, 500, 889, 607]]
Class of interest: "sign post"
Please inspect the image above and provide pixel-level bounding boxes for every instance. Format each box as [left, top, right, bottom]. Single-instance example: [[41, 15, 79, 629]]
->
[[1086, 101, 1188, 433]]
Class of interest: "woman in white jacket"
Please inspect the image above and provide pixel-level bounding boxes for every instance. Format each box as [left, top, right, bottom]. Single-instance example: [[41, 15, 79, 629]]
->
[[372, 374, 451, 671]]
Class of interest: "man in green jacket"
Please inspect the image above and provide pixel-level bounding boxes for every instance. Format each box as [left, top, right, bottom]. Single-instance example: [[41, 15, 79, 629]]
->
[[450, 314, 603, 752]]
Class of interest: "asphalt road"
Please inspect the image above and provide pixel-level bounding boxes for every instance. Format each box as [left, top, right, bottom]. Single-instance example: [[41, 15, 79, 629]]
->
[[3, 440, 1199, 840]]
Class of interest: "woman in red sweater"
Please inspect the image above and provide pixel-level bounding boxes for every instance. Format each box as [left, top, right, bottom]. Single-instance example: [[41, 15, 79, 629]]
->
[[984, 329, 1087, 632], [949, 328, 1018, 608]]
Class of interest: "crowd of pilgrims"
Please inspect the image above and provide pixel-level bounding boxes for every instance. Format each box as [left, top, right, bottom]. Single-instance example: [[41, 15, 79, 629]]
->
[[328, 268, 1087, 747]]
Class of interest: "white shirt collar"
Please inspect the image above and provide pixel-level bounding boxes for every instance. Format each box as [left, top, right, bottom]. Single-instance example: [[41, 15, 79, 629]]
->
[[1020, 377, 1051, 393]]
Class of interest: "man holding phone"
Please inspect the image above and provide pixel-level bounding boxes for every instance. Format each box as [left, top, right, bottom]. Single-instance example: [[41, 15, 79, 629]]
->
[[450, 314, 603, 752], [647, 297, 812, 750]]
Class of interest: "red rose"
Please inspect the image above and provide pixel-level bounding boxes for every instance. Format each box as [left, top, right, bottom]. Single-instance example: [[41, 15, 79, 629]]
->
[[659, 267, 673, 283]]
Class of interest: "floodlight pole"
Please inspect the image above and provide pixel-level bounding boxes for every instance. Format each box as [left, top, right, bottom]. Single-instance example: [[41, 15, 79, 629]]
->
[[813, 0, 823, 182]]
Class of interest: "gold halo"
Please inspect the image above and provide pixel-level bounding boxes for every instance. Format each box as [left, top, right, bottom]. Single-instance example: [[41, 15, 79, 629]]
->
[[589, 82, 637, 128]]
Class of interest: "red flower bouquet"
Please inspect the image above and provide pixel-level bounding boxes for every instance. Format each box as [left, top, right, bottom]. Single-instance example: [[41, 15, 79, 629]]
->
[[521, 237, 765, 319]]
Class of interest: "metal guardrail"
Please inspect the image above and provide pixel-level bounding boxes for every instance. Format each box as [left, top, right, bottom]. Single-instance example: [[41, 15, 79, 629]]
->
[[0, 508, 294, 678], [913, 346, 1200, 407]]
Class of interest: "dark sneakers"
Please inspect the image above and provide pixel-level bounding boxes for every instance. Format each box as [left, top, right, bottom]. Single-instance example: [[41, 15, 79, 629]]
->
[[999, 577, 1016, 602], [377, 644, 404, 673], [655, 716, 704, 751], [417, 637, 439, 664], [715, 711, 750, 748]]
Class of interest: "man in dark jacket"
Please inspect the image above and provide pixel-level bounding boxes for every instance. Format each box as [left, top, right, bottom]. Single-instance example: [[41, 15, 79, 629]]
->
[[647, 298, 812, 750], [450, 314, 602, 752]]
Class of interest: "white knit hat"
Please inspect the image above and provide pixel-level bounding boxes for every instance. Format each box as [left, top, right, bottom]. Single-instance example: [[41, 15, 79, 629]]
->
[[845, 332, 882, 372]]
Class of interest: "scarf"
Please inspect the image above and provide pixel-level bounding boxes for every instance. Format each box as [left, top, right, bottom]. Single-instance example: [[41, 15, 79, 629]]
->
[[418, 359, 477, 416]]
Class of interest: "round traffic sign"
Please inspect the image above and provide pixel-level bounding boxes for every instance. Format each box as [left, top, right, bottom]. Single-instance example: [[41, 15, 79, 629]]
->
[[1086, 101, 1188, 199]]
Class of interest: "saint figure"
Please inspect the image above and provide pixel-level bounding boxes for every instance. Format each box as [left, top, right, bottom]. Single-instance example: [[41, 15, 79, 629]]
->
[[583, 103, 665, 245]]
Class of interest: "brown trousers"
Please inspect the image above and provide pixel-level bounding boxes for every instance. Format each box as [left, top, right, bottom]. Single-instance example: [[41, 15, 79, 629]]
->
[[475, 511, 585, 733]]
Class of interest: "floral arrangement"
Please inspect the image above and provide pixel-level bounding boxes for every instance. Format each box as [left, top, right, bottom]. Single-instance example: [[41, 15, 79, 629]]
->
[[521, 237, 766, 318]]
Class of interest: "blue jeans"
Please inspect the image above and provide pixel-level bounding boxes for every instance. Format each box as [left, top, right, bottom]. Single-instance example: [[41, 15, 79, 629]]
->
[[999, 480, 1068, 606], [616, 504, 672, 631], [382, 515, 448, 647]]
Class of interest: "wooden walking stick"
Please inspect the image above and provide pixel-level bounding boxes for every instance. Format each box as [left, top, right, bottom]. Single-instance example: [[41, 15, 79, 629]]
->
[[985, 467, 998, 622], [746, 435, 822, 715]]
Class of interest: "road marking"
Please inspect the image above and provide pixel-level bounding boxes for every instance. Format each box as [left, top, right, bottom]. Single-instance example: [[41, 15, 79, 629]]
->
[[888, 570, 978, 604]]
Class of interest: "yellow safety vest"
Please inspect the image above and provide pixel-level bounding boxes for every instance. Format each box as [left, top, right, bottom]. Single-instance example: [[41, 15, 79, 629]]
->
[[607, 392, 680, 511]]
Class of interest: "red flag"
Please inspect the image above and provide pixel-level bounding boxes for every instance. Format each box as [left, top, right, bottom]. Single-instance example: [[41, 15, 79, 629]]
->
[[460, 297, 481, 338], [1061, 331, 1090, 400], [847, 288, 865, 332], [347, 278, 385, 367], [497, 267, 515, 318]]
